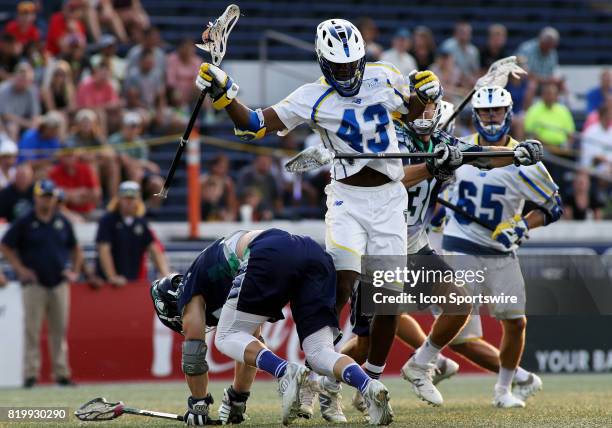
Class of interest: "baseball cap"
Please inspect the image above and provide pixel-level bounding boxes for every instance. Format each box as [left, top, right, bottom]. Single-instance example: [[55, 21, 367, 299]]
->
[[75, 108, 97, 123], [395, 28, 411, 39], [123, 111, 143, 127], [17, 1, 36, 13], [0, 137, 17, 156], [40, 111, 64, 128], [118, 181, 141, 198], [34, 179, 58, 197], [99, 34, 117, 48]]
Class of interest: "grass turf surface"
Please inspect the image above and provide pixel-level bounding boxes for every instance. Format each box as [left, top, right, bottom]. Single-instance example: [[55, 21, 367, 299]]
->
[[1, 374, 611, 427]]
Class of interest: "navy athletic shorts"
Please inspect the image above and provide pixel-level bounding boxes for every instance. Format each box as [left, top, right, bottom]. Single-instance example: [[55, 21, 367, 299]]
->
[[350, 245, 453, 337], [229, 228, 339, 343]]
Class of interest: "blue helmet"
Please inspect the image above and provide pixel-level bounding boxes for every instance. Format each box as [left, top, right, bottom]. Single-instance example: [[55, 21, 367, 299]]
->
[[315, 19, 366, 97], [471, 86, 513, 142]]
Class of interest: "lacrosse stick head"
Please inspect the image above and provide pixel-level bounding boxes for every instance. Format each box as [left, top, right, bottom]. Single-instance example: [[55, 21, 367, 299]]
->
[[475, 56, 527, 89], [74, 397, 124, 421], [196, 4, 240, 65], [284, 146, 334, 173]]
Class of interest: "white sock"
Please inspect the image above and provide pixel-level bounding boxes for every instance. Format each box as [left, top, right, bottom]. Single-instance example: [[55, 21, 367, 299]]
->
[[514, 367, 530, 383], [308, 370, 319, 382], [495, 367, 515, 392], [322, 375, 341, 393], [414, 337, 441, 366], [363, 361, 385, 379]]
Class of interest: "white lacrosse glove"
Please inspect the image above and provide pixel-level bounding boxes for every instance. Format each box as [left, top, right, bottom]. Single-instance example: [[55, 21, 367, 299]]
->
[[196, 63, 239, 110], [491, 214, 529, 249], [409, 70, 443, 104], [514, 139, 543, 166], [184, 395, 218, 426], [426, 143, 463, 181]]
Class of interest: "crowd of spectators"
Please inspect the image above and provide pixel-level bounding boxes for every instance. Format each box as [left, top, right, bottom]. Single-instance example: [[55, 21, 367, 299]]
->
[[0, 0, 206, 223], [0, 3, 610, 227]]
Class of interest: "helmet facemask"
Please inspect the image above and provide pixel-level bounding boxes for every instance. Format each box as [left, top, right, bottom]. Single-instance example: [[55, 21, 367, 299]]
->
[[473, 106, 513, 142], [408, 101, 442, 135], [316, 19, 366, 97], [318, 55, 366, 97]]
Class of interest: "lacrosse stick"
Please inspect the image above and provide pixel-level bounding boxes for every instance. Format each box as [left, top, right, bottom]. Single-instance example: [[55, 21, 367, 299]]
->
[[75, 397, 193, 423], [156, 4, 240, 199], [436, 197, 494, 231], [284, 145, 515, 173], [440, 56, 527, 131]]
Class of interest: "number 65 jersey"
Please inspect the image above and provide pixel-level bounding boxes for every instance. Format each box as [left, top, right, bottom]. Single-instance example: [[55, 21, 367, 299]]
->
[[443, 135, 561, 254], [272, 62, 410, 181]]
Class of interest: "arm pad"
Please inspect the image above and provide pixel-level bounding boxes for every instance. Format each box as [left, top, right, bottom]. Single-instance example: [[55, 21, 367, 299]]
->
[[234, 109, 266, 141], [182, 339, 209, 376], [535, 193, 563, 225]]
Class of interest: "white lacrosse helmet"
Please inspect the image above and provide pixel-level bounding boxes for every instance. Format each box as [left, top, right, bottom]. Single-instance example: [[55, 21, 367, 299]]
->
[[437, 101, 456, 135], [471, 86, 513, 142], [315, 19, 366, 97], [408, 101, 443, 135]]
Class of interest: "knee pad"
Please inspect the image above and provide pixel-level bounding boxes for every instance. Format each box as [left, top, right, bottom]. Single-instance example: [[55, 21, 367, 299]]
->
[[182, 339, 208, 376], [303, 327, 343, 377]]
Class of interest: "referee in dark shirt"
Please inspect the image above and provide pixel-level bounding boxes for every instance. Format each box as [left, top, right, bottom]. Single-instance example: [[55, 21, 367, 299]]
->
[[0, 179, 83, 388], [95, 181, 168, 286]]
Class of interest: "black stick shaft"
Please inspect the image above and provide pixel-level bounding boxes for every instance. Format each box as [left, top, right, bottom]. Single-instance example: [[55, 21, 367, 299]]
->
[[436, 197, 495, 231], [334, 151, 514, 160], [440, 88, 476, 131], [156, 89, 208, 199]]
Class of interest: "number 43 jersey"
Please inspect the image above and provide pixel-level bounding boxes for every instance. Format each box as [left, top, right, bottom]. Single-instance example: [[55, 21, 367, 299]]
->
[[443, 134, 559, 254], [272, 62, 410, 181]]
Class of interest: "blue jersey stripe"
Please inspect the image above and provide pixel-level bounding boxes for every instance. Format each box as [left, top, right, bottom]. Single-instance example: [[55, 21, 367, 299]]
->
[[311, 87, 335, 122], [518, 170, 550, 200]]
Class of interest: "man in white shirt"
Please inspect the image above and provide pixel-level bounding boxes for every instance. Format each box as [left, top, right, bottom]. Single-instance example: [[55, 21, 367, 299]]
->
[[380, 28, 417, 77], [0, 136, 17, 189], [581, 103, 612, 176]]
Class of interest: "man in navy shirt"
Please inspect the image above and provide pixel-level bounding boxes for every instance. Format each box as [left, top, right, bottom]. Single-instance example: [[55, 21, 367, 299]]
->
[[95, 181, 168, 285], [0, 179, 83, 388]]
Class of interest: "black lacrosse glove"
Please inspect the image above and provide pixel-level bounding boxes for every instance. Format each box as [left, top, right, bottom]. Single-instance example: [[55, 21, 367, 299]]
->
[[426, 142, 463, 181], [184, 394, 220, 426], [218, 386, 250, 424]]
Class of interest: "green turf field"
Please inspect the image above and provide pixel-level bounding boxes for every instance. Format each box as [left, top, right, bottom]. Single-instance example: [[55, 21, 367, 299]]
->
[[1, 374, 611, 427]]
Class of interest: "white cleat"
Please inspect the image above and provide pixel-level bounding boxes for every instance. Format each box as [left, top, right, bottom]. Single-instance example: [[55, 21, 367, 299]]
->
[[493, 390, 526, 408], [362, 379, 393, 426], [432, 357, 460, 385], [297, 377, 318, 419], [278, 363, 309, 426], [401, 356, 443, 406], [512, 373, 543, 402], [318, 378, 347, 423], [352, 390, 368, 415]]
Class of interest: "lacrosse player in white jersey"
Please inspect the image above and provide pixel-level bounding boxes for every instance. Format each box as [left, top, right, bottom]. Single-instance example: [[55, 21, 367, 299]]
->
[[341, 97, 544, 410], [440, 86, 563, 408], [195, 17, 451, 422]]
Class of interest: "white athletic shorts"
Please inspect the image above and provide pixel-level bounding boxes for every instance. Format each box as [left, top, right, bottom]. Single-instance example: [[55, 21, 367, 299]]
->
[[445, 251, 526, 344], [324, 180, 408, 273]]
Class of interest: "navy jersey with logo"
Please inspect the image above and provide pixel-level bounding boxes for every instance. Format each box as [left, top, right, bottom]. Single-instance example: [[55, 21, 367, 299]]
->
[[95, 211, 154, 280], [396, 120, 482, 253], [177, 238, 241, 326]]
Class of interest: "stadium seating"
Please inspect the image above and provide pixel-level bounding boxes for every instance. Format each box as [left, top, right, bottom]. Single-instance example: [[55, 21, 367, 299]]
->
[[144, 0, 612, 64]]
